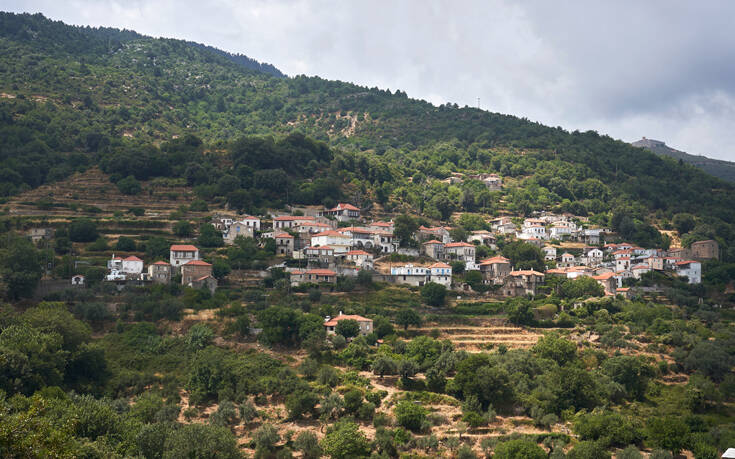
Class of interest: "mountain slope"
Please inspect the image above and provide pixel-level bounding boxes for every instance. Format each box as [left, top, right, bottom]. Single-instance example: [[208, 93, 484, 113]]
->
[[632, 137, 735, 183], [1, 11, 734, 258]]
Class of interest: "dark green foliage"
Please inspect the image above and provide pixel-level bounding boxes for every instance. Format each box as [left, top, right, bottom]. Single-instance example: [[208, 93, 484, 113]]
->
[[502, 241, 545, 272], [646, 416, 690, 454], [163, 423, 241, 459], [0, 234, 42, 299], [493, 439, 547, 459], [69, 219, 98, 242], [394, 400, 427, 432], [395, 308, 422, 330], [321, 420, 371, 459], [566, 441, 611, 459], [421, 282, 447, 306], [197, 223, 223, 248], [335, 319, 360, 338], [573, 410, 643, 447], [116, 175, 142, 195], [559, 276, 605, 299], [115, 236, 136, 252]]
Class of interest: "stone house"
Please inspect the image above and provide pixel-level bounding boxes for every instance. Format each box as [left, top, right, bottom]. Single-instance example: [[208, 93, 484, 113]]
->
[[181, 260, 213, 285], [323, 313, 373, 336], [478, 256, 512, 285], [148, 261, 171, 284], [224, 221, 254, 245], [501, 270, 545, 297], [422, 240, 445, 259], [690, 240, 719, 260], [319, 203, 360, 222], [275, 233, 294, 256]]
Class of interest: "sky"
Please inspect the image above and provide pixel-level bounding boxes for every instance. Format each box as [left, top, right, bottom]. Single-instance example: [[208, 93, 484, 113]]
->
[[5, 0, 735, 161]]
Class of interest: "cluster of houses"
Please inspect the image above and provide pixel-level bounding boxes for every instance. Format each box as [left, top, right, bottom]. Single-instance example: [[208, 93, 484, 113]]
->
[[104, 244, 217, 292], [385, 213, 717, 297]]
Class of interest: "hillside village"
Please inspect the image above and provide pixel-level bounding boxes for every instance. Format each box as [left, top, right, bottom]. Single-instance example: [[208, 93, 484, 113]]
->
[[64, 201, 715, 300]]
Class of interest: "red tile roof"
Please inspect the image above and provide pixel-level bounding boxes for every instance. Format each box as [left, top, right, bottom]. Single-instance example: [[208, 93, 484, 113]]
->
[[332, 203, 360, 211], [423, 239, 444, 245], [123, 256, 143, 262], [323, 313, 371, 327], [445, 242, 474, 248], [429, 262, 451, 269], [509, 270, 545, 276], [170, 244, 198, 251], [184, 260, 211, 266], [275, 233, 294, 238], [675, 260, 699, 266], [306, 269, 337, 276], [274, 215, 315, 221], [480, 256, 510, 265], [346, 250, 371, 256], [152, 261, 170, 265]]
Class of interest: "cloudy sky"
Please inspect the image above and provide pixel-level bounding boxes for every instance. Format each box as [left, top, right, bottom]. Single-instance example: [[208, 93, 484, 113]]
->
[[6, 0, 735, 161]]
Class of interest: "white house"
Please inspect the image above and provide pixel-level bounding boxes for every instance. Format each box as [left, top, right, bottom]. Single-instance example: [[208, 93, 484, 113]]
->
[[319, 203, 360, 222], [345, 250, 374, 269], [170, 245, 200, 268], [559, 252, 575, 267], [310, 230, 351, 249], [122, 255, 144, 274], [273, 215, 316, 230], [632, 264, 652, 279], [542, 246, 557, 261], [616, 257, 632, 273], [71, 274, 85, 286], [391, 264, 430, 287], [491, 217, 517, 234], [675, 260, 702, 284], [239, 215, 261, 231], [520, 225, 547, 240], [444, 242, 476, 264], [429, 262, 452, 287]]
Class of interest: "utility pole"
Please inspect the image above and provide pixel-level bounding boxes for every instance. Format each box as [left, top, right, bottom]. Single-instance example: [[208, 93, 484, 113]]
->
[[477, 97, 480, 109]]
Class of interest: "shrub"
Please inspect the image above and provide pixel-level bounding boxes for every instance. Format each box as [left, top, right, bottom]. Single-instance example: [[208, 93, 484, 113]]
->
[[493, 439, 546, 459], [117, 175, 142, 195], [421, 282, 446, 306], [394, 400, 427, 432]]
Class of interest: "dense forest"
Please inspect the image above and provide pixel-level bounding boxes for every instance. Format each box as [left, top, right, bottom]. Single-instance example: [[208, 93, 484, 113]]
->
[[1, 11, 734, 459]]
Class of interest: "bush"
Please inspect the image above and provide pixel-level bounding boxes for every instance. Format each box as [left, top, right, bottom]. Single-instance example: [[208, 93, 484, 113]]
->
[[69, 219, 98, 242], [566, 440, 611, 459], [421, 282, 447, 306], [117, 175, 142, 195], [115, 236, 136, 252], [394, 400, 427, 432], [493, 439, 546, 459], [335, 319, 360, 338]]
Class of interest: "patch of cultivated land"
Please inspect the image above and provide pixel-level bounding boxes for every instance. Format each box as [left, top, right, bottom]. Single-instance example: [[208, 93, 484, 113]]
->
[[416, 317, 544, 351], [5, 167, 204, 217]]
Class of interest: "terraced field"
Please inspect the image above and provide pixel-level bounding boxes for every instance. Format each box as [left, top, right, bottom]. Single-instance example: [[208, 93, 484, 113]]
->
[[418, 318, 544, 351]]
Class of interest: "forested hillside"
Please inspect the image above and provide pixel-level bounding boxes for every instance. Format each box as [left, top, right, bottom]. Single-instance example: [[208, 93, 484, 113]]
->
[[1, 12, 734, 260]]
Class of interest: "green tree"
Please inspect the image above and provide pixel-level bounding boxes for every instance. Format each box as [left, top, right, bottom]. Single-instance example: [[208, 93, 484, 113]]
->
[[294, 431, 322, 459], [115, 236, 136, 251], [116, 175, 142, 195], [0, 235, 42, 299], [173, 220, 193, 237], [566, 441, 611, 459], [321, 420, 371, 459], [163, 423, 241, 459], [502, 241, 545, 272], [395, 308, 422, 330], [394, 400, 427, 432], [532, 332, 577, 365], [421, 282, 447, 306], [559, 276, 605, 299], [673, 213, 696, 235], [646, 416, 690, 454], [493, 439, 546, 459], [372, 355, 398, 378], [69, 219, 98, 242], [335, 319, 360, 338], [394, 214, 418, 247], [198, 223, 224, 247]]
